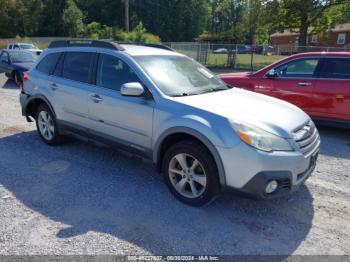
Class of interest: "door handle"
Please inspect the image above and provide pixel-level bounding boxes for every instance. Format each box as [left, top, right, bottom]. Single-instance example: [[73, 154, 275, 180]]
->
[[50, 83, 58, 90], [298, 82, 312, 87], [90, 94, 103, 103]]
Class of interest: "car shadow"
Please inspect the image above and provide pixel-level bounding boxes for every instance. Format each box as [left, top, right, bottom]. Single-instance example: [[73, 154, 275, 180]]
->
[[317, 125, 350, 160], [0, 130, 314, 255]]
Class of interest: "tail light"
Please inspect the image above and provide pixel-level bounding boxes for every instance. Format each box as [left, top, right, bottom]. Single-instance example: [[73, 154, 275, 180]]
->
[[21, 72, 29, 91], [23, 72, 29, 82]]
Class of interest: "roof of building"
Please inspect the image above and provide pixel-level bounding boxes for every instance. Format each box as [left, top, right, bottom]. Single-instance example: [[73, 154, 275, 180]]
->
[[331, 23, 350, 32], [271, 23, 350, 38]]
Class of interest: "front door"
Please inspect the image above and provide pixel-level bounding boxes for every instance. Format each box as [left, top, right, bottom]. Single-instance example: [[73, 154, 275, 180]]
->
[[265, 58, 321, 115], [0, 51, 11, 74], [87, 53, 154, 152]]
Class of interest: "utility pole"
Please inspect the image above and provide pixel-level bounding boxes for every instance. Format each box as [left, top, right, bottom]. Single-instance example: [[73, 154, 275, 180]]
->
[[124, 0, 130, 32]]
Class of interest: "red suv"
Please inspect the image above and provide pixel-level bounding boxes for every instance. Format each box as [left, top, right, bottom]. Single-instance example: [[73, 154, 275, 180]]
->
[[219, 52, 350, 125]]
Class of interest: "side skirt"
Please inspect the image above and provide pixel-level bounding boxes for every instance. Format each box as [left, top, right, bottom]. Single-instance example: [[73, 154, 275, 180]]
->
[[57, 120, 153, 161]]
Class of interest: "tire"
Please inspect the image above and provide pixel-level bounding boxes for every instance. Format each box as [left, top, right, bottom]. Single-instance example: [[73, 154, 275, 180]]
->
[[13, 71, 22, 88], [35, 104, 62, 145], [162, 140, 220, 206]]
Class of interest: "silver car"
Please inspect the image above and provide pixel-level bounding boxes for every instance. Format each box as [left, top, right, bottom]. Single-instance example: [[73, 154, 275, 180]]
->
[[20, 40, 320, 206]]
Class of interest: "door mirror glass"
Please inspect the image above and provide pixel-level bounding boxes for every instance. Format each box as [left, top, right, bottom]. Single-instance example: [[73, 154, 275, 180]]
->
[[120, 82, 145, 97], [266, 69, 278, 78]]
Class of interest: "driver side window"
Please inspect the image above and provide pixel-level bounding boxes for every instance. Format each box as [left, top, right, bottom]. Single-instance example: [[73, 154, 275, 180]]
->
[[275, 59, 319, 78], [0, 52, 9, 63], [96, 54, 140, 91]]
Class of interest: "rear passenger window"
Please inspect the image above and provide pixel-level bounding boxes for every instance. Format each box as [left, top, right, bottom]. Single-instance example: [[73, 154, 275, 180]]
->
[[96, 54, 140, 91], [36, 53, 61, 75], [62, 52, 93, 83], [321, 58, 350, 79]]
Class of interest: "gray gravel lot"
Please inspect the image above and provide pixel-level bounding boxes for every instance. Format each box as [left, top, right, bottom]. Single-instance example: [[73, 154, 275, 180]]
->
[[0, 73, 349, 255]]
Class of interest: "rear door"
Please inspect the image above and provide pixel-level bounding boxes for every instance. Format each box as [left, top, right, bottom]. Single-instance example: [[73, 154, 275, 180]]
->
[[48, 51, 95, 129], [266, 57, 321, 114], [312, 57, 350, 121]]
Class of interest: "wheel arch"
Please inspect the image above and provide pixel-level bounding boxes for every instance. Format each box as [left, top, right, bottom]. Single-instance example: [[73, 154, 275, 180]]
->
[[153, 127, 226, 185], [24, 95, 56, 119]]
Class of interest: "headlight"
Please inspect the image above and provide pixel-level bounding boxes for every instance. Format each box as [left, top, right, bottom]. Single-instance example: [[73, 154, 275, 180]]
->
[[232, 122, 293, 152]]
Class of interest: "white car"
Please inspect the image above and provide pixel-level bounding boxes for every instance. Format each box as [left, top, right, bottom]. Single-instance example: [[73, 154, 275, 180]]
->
[[7, 43, 42, 56]]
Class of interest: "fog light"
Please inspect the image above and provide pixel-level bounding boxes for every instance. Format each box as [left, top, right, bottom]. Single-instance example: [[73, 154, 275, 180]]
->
[[265, 180, 278, 194]]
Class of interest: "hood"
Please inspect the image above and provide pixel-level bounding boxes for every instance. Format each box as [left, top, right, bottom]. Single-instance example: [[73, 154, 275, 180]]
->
[[219, 71, 253, 79], [12, 62, 33, 71], [173, 88, 310, 138]]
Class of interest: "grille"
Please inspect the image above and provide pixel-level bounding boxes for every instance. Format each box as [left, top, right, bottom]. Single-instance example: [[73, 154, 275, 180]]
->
[[279, 179, 291, 190], [293, 121, 320, 156]]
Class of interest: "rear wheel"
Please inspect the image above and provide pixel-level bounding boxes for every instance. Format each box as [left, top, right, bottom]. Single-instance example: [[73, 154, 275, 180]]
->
[[162, 140, 220, 206], [35, 104, 62, 145], [13, 71, 22, 88]]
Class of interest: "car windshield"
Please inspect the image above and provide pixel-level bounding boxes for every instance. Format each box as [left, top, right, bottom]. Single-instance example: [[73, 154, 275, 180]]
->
[[9, 51, 38, 63], [19, 44, 35, 49], [135, 55, 229, 96]]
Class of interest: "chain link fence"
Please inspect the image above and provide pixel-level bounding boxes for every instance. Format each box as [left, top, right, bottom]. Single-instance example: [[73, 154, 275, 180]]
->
[[1, 37, 349, 71], [165, 42, 350, 71]]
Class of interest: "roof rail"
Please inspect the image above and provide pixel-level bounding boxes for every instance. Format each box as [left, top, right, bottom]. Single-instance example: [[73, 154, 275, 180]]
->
[[48, 39, 125, 51], [117, 42, 174, 52], [142, 43, 174, 51]]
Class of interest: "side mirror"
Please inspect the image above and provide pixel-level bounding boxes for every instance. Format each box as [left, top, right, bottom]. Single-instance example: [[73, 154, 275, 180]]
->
[[266, 69, 278, 78], [120, 82, 145, 97]]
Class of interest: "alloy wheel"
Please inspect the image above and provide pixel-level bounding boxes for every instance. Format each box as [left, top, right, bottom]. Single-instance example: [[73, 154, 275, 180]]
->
[[168, 153, 207, 198], [38, 111, 55, 141]]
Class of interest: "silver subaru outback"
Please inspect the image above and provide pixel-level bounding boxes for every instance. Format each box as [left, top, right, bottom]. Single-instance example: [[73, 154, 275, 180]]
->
[[20, 40, 320, 206]]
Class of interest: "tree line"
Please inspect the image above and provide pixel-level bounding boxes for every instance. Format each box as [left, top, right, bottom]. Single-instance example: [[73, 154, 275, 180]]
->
[[0, 0, 349, 46]]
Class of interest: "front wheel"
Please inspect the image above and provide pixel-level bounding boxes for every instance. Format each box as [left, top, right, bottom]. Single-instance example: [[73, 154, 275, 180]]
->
[[35, 104, 62, 145], [162, 141, 220, 206]]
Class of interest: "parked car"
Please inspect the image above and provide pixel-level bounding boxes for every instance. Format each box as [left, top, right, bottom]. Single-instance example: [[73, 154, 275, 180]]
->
[[20, 40, 320, 206], [7, 43, 42, 55], [0, 50, 38, 87], [213, 48, 228, 54], [219, 52, 350, 126], [237, 45, 252, 54]]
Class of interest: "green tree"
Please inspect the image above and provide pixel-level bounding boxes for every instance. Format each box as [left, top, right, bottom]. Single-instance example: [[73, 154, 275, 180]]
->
[[278, 0, 346, 49], [38, 0, 66, 36], [62, 0, 85, 37]]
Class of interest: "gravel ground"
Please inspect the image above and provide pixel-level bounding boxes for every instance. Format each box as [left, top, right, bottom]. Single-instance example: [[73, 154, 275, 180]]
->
[[0, 74, 349, 256]]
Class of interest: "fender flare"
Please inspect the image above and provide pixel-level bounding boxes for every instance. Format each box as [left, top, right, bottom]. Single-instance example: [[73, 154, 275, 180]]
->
[[24, 94, 56, 118], [153, 126, 226, 185]]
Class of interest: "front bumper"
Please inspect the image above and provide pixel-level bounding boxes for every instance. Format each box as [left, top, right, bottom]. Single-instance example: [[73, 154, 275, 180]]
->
[[218, 140, 320, 199]]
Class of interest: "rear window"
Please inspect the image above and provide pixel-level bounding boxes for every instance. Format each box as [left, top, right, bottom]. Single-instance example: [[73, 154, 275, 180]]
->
[[36, 53, 61, 75], [62, 52, 94, 83], [321, 58, 350, 80]]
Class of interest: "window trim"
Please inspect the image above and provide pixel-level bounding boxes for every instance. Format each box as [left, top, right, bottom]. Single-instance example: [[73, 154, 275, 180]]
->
[[311, 35, 318, 44], [337, 33, 346, 45]]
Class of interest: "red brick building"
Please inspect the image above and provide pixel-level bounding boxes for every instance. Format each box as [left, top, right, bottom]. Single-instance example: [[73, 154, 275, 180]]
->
[[270, 23, 350, 48]]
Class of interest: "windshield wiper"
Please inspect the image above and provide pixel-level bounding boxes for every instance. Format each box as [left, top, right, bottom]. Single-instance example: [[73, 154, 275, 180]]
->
[[171, 92, 193, 97], [171, 86, 229, 97]]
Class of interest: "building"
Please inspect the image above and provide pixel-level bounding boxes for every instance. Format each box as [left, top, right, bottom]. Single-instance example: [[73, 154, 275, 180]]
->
[[270, 23, 350, 49]]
